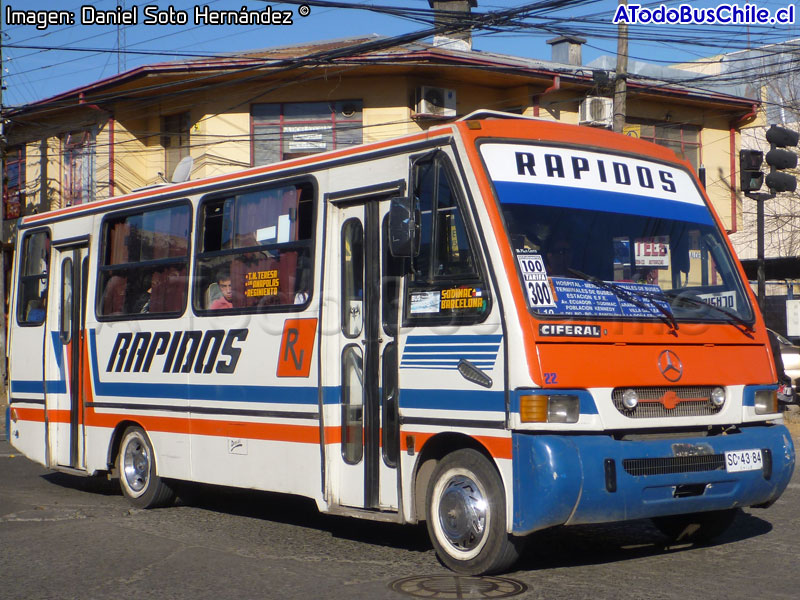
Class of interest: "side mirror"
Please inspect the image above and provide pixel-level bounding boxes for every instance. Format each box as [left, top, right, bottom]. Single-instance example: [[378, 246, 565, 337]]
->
[[388, 196, 417, 258]]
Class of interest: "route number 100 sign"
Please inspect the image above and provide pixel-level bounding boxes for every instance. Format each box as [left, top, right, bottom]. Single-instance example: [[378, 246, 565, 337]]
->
[[517, 254, 556, 308]]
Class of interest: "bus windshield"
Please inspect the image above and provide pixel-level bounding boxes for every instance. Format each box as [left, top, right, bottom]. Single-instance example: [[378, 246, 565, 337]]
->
[[480, 142, 754, 324]]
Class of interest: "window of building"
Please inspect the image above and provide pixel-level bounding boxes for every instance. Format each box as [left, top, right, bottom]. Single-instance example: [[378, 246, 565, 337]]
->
[[17, 230, 50, 326], [97, 203, 191, 318], [162, 112, 191, 180], [194, 181, 315, 313], [3, 146, 24, 219], [252, 101, 363, 166], [634, 121, 701, 171], [405, 153, 488, 324], [64, 131, 96, 206]]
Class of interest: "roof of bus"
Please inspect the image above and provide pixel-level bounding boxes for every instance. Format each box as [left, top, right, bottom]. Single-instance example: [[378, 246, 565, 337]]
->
[[456, 116, 689, 167], [20, 115, 694, 228]]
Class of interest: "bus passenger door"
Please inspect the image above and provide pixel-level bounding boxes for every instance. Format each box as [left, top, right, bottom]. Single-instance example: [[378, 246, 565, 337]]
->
[[7, 230, 51, 466], [46, 243, 90, 469], [327, 194, 401, 511]]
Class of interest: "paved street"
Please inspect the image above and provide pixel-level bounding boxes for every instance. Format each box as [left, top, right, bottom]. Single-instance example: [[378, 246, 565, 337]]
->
[[2, 422, 800, 600]]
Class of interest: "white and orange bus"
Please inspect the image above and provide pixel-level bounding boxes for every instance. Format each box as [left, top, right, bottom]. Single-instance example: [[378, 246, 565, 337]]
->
[[5, 111, 795, 574]]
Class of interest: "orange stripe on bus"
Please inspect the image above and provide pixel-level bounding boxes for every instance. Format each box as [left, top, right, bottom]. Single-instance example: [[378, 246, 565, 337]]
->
[[19, 408, 511, 458], [47, 409, 72, 423], [190, 419, 320, 444], [324, 426, 342, 445], [13, 407, 46, 423], [400, 431, 512, 460], [323, 427, 511, 459], [84, 411, 320, 444], [12, 407, 72, 424]]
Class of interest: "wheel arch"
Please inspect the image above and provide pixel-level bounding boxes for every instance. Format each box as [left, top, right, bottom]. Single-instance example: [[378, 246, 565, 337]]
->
[[412, 432, 503, 523], [105, 420, 148, 472]]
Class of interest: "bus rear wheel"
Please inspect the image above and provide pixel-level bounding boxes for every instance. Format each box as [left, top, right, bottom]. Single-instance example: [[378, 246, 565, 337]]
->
[[117, 426, 175, 509], [425, 449, 523, 575], [652, 508, 740, 544]]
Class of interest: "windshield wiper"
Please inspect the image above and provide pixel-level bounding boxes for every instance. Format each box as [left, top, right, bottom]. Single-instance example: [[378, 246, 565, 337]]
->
[[660, 289, 754, 334], [566, 269, 678, 332]]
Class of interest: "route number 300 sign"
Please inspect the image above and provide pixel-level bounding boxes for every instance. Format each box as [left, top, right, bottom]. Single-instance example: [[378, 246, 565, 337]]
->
[[517, 254, 556, 308]]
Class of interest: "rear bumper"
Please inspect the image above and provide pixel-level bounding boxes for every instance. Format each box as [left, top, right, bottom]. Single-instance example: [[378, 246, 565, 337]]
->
[[511, 424, 795, 535]]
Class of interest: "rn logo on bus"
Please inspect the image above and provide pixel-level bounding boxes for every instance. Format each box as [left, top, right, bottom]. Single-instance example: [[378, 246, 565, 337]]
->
[[105, 329, 248, 374]]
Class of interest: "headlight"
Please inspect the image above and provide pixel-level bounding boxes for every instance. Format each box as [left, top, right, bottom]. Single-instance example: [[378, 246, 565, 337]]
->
[[754, 389, 778, 414], [710, 387, 726, 408], [621, 388, 639, 410], [520, 394, 580, 423]]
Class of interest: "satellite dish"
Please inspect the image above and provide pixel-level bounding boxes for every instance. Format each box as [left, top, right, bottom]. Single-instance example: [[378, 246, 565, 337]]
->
[[171, 156, 194, 183]]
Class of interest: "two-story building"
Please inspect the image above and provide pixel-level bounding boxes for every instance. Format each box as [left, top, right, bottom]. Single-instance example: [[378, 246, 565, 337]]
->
[[2, 5, 762, 286]]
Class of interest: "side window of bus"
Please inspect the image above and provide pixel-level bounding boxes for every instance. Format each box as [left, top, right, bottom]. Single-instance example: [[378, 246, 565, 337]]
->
[[97, 203, 191, 318], [17, 230, 50, 326], [406, 155, 488, 323], [195, 182, 314, 313]]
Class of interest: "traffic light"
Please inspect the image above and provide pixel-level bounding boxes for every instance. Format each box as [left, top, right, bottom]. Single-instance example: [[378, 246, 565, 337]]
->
[[739, 148, 764, 192], [765, 124, 799, 193]]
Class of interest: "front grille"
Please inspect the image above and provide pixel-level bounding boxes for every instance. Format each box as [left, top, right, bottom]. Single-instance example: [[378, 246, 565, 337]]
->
[[612, 386, 722, 418], [622, 454, 726, 476]]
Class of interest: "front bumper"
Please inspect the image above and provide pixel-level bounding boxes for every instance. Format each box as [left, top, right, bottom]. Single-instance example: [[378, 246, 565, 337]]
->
[[511, 424, 795, 535]]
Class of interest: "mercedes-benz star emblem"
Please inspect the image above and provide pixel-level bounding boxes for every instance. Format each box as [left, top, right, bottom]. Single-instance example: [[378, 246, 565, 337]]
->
[[658, 350, 683, 382]]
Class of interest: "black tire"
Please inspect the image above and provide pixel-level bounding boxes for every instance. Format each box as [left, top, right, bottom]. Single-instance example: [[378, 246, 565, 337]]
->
[[652, 508, 740, 544], [117, 426, 175, 509], [425, 448, 524, 575]]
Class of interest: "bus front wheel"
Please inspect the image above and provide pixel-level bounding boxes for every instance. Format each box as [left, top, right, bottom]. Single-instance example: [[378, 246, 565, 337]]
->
[[117, 426, 175, 509], [425, 448, 523, 575], [651, 508, 740, 544]]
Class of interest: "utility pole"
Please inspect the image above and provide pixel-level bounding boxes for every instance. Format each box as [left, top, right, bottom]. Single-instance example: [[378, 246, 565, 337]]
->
[[117, 0, 126, 73], [757, 194, 765, 310], [613, 0, 628, 133], [0, 0, 7, 395]]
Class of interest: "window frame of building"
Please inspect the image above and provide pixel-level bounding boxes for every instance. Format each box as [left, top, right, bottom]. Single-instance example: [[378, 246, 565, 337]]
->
[[193, 179, 316, 315], [63, 131, 96, 206], [162, 112, 191, 181], [251, 101, 363, 166], [630, 119, 702, 171], [96, 201, 192, 320], [3, 145, 25, 219]]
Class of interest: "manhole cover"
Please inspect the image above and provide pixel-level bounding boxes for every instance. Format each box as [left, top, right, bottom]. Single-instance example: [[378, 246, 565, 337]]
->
[[389, 575, 527, 599]]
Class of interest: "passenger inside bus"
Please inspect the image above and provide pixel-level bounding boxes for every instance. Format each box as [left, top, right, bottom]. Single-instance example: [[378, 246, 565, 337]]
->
[[26, 298, 46, 323], [133, 276, 152, 313], [101, 274, 128, 315], [209, 268, 233, 310]]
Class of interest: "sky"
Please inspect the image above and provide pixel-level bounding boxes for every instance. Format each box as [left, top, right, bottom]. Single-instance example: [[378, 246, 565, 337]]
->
[[2, 0, 799, 107]]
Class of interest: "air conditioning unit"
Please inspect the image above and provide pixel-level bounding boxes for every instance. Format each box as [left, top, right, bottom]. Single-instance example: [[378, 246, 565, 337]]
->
[[579, 96, 613, 128], [415, 86, 457, 118]]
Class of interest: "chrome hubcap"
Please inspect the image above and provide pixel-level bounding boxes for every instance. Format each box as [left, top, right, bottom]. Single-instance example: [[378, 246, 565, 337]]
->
[[438, 475, 487, 552], [123, 436, 149, 493]]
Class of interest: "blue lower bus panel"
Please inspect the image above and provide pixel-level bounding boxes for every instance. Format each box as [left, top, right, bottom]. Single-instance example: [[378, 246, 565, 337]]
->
[[511, 424, 795, 534]]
